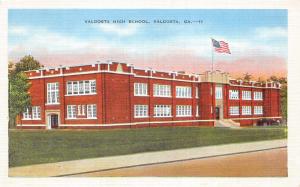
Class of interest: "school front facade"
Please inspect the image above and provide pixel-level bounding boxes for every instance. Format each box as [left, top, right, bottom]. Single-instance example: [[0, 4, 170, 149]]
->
[[16, 61, 282, 129]]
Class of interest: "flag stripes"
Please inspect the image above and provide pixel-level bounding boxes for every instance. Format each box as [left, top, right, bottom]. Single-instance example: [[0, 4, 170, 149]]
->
[[211, 39, 231, 54]]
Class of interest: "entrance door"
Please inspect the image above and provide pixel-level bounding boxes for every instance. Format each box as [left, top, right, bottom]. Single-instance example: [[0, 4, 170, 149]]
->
[[50, 114, 59, 129], [215, 107, 220, 120]]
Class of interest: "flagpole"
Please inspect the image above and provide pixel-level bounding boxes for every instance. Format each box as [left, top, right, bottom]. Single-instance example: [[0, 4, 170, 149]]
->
[[211, 38, 214, 72]]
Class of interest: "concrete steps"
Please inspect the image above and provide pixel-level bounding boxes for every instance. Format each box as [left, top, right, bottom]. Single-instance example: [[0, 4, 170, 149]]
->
[[215, 119, 240, 128]]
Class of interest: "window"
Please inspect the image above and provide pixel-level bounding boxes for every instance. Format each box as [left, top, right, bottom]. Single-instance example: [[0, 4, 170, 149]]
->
[[242, 106, 252, 115], [66, 105, 88, 119], [134, 105, 148, 118], [215, 87, 223, 99], [78, 105, 81, 115], [67, 105, 77, 119], [79, 81, 84, 94], [66, 80, 96, 95], [85, 81, 90, 94], [176, 86, 192, 98], [76, 105, 86, 116], [242, 91, 252, 100], [73, 81, 78, 94], [87, 104, 97, 119], [154, 84, 171, 97], [229, 106, 239, 115], [195, 87, 199, 98], [134, 83, 148, 96], [90, 80, 96, 93], [23, 106, 41, 120], [67, 82, 72, 95], [196, 105, 199, 117], [23, 108, 31, 119], [229, 90, 239, 100], [32, 106, 41, 119], [176, 105, 192, 117], [254, 106, 263, 115], [254, 92, 263, 100], [47, 82, 59, 104], [82, 105, 85, 116], [154, 105, 172, 117]]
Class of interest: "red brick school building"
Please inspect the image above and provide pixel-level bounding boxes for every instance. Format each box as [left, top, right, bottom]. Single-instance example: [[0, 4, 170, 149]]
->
[[16, 61, 282, 129]]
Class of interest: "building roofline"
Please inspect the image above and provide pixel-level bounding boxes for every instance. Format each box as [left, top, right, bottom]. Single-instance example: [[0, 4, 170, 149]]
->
[[23, 60, 281, 88], [25, 61, 202, 78]]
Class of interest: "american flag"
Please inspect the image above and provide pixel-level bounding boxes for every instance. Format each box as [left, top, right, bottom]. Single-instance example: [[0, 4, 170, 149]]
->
[[211, 38, 231, 54]]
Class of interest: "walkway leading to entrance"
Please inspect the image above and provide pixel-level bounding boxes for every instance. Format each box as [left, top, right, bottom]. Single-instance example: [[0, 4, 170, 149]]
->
[[9, 139, 286, 177]]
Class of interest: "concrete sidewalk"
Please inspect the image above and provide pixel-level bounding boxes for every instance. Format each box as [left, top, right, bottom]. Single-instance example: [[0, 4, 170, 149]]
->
[[9, 139, 287, 177]]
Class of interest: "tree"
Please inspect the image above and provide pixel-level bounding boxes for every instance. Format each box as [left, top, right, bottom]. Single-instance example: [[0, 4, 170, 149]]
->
[[256, 76, 265, 83], [242, 72, 252, 82], [14, 55, 43, 74], [8, 55, 42, 128], [8, 61, 15, 75], [267, 76, 287, 124], [8, 73, 31, 128], [237, 72, 252, 82]]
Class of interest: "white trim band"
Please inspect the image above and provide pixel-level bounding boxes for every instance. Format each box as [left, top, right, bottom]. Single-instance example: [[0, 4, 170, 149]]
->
[[230, 116, 282, 120], [59, 119, 215, 127], [16, 124, 46, 127]]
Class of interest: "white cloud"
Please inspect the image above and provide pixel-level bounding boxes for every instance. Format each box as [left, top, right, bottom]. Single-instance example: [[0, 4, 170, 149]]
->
[[93, 24, 140, 36], [255, 27, 287, 39], [9, 25, 287, 62], [9, 26, 115, 54], [9, 26, 28, 35]]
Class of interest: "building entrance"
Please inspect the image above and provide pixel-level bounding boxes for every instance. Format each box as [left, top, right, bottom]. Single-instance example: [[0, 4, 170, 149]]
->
[[215, 107, 220, 120]]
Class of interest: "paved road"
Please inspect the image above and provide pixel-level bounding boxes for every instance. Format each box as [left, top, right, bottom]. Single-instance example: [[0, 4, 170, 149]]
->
[[73, 147, 287, 177]]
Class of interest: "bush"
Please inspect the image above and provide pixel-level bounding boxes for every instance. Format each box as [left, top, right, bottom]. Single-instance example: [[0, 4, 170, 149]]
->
[[257, 118, 281, 126]]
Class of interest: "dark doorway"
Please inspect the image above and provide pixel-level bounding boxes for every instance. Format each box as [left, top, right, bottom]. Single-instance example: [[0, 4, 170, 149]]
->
[[50, 114, 59, 128], [215, 107, 220, 120]]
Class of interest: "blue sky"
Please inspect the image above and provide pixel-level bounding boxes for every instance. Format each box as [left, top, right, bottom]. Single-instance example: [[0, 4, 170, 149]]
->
[[8, 9, 287, 77]]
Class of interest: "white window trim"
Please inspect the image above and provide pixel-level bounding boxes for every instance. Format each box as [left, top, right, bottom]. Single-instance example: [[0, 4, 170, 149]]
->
[[67, 105, 77, 119], [215, 87, 223, 99], [45, 103, 60, 105], [254, 92, 263, 100], [176, 105, 192, 117], [78, 105, 81, 115], [82, 105, 86, 116], [229, 106, 240, 116], [65, 93, 97, 97], [87, 104, 97, 119], [254, 106, 263, 115], [23, 106, 42, 120], [176, 86, 192, 98], [32, 106, 41, 120], [66, 80, 97, 96], [134, 83, 148, 97], [242, 91, 252, 100], [134, 105, 149, 118], [154, 105, 172, 117], [242, 106, 252, 115], [22, 108, 31, 120], [195, 87, 199, 98], [47, 82, 59, 104], [153, 84, 172, 97], [229, 90, 239, 100]]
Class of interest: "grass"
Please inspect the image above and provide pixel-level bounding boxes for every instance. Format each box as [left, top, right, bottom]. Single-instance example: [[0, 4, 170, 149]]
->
[[9, 126, 287, 167]]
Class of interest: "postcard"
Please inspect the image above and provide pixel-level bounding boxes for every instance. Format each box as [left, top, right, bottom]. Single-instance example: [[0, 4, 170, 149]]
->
[[1, 1, 300, 187]]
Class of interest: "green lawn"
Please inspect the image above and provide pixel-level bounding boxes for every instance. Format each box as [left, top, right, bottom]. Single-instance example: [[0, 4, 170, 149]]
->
[[9, 126, 287, 167]]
